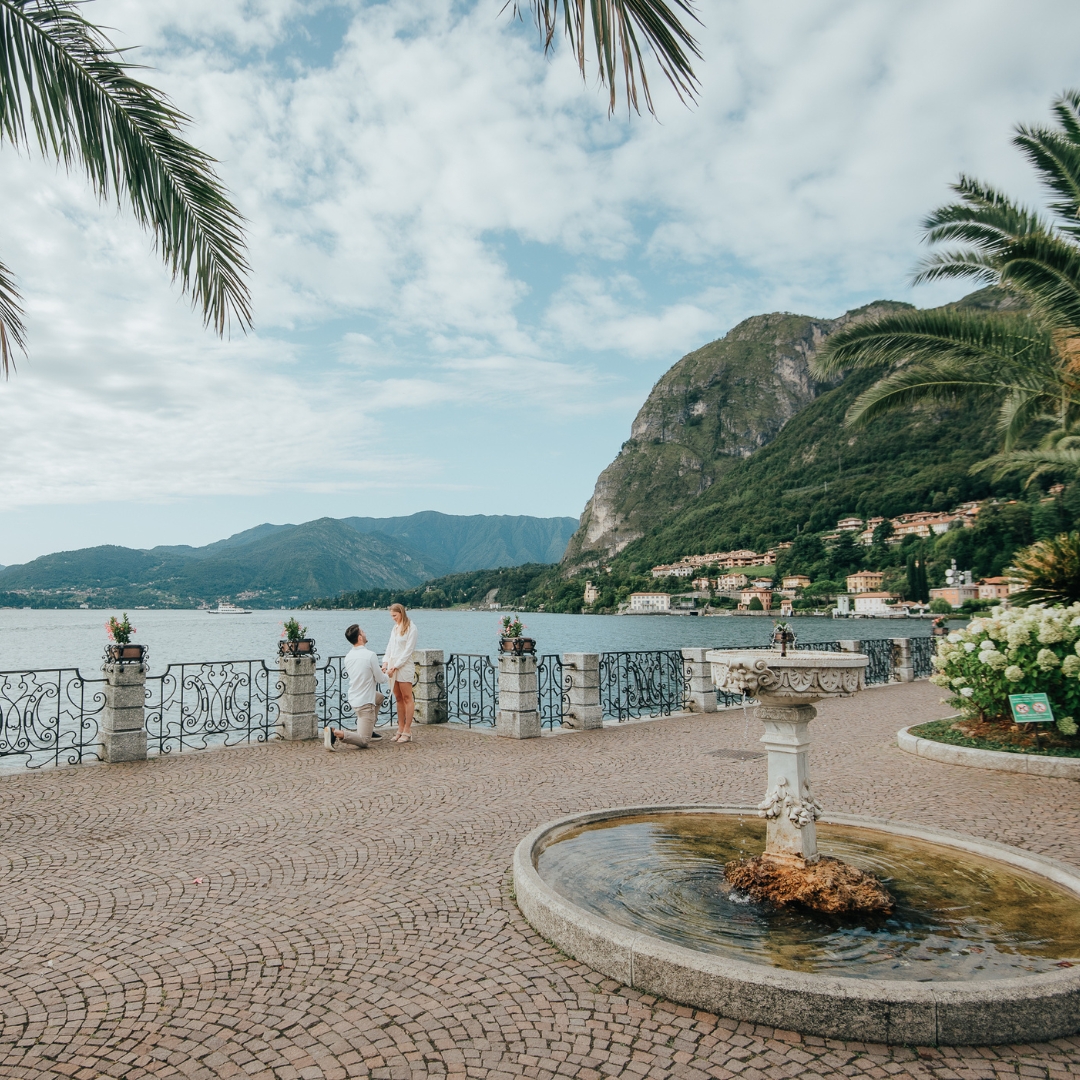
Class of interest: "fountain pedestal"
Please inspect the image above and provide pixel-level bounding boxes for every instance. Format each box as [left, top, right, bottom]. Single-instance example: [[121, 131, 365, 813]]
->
[[706, 650, 868, 869]]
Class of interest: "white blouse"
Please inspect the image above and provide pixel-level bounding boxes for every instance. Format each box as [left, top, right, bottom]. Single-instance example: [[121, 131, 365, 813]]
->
[[383, 621, 417, 671]]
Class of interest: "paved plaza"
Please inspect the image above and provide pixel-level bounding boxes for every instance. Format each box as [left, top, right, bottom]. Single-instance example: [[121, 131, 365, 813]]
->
[[2, 682, 1080, 1080]]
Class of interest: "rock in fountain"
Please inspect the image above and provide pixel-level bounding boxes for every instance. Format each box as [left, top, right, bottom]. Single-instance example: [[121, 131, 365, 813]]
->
[[707, 647, 893, 913]]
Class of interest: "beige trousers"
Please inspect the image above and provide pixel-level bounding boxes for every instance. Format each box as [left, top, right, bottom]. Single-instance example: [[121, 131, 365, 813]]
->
[[337, 702, 377, 748]]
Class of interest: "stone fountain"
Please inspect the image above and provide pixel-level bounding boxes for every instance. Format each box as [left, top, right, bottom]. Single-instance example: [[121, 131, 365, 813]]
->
[[704, 646, 894, 911]]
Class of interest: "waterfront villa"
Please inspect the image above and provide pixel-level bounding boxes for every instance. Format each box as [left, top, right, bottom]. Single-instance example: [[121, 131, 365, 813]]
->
[[629, 592, 671, 612]]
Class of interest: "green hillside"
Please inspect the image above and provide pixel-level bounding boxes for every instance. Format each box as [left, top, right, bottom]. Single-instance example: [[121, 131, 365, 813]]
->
[[0, 519, 438, 608], [0, 511, 580, 609], [342, 511, 577, 572]]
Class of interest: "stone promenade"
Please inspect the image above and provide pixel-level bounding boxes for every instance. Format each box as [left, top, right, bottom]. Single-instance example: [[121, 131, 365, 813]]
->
[[2, 682, 1080, 1080]]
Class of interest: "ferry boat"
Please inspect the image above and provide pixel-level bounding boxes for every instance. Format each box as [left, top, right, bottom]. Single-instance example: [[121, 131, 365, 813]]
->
[[206, 601, 253, 615]]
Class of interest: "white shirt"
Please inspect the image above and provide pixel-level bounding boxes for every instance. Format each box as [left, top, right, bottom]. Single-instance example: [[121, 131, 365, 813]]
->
[[382, 621, 417, 673], [344, 645, 388, 708]]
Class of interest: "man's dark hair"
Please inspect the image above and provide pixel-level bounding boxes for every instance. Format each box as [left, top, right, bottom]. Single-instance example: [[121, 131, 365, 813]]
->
[[345, 624, 361, 645]]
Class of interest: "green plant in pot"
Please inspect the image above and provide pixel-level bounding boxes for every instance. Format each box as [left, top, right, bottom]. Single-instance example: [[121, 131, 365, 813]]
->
[[771, 620, 796, 656], [279, 617, 314, 656], [105, 613, 144, 663], [499, 614, 536, 656]]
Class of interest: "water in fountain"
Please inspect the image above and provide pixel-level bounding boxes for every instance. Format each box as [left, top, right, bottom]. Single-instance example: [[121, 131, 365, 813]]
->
[[536, 812, 1080, 981]]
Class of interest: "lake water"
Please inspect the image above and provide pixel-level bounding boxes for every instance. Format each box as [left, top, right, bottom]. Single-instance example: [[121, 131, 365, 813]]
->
[[0, 608, 933, 675]]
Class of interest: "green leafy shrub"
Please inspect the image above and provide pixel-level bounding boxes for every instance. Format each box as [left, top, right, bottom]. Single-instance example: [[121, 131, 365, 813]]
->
[[930, 604, 1080, 731]]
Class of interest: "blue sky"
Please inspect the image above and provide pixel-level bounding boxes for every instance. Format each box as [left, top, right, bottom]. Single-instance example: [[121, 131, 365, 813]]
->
[[2, 0, 1080, 564]]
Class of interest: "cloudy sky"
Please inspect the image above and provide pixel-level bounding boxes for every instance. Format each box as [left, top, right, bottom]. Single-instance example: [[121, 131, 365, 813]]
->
[[1, 0, 1078, 565]]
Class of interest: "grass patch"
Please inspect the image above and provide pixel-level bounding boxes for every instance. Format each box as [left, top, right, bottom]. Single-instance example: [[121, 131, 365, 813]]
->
[[909, 718, 1080, 758]]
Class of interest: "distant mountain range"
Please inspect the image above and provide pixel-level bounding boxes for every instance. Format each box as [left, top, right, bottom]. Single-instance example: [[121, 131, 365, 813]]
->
[[0, 513, 578, 608]]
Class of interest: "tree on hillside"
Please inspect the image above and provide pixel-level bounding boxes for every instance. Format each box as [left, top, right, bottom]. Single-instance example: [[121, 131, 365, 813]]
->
[[813, 90, 1080, 484], [0, 0, 252, 374]]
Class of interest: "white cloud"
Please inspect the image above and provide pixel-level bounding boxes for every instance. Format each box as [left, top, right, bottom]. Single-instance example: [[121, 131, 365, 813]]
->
[[1, 0, 1080, 561]]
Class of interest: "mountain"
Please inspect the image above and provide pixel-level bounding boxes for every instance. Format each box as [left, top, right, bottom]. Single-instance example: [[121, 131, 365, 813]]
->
[[0, 518, 439, 608], [342, 512, 578, 573], [0, 512, 579, 608], [562, 300, 915, 567]]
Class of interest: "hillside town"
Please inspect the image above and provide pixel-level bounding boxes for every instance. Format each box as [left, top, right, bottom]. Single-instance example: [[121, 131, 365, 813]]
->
[[634, 499, 1035, 616]]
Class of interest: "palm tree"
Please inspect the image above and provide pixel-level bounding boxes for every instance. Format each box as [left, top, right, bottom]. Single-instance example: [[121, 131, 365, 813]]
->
[[516, 0, 701, 115], [0, 0, 252, 375], [812, 91, 1080, 483], [1009, 531, 1080, 605]]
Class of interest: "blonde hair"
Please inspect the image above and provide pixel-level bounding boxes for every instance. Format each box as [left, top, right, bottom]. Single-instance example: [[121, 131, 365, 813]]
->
[[389, 603, 411, 635]]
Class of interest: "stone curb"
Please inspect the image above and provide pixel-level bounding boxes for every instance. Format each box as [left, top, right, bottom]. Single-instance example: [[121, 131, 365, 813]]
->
[[513, 805, 1080, 1046], [898, 724, 1080, 778]]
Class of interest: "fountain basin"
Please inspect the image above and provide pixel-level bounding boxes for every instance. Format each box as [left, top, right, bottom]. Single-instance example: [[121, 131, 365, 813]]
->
[[513, 806, 1080, 1045]]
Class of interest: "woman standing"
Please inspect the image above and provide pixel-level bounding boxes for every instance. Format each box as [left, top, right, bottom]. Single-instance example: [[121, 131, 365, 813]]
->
[[382, 603, 418, 742]]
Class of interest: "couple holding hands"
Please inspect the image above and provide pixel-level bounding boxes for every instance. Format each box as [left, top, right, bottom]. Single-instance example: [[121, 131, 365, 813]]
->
[[324, 603, 417, 750]]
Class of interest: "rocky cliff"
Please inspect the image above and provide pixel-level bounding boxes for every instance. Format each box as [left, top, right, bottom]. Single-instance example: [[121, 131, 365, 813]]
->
[[563, 300, 914, 567]]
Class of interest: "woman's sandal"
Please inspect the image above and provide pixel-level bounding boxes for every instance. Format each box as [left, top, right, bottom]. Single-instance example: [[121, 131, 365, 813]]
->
[[397, 732, 411, 743]]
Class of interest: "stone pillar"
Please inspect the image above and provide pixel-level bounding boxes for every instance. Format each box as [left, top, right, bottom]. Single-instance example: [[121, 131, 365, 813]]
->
[[681, 648, 717, 713], [277, 655, 318, 740], [413, 649, 447, 724], [837, 639, 861, 654], [100, 660, 148, 763], [497, 654, 540, 739], [757, 703, 820, 865], [892, 637, 914, 682], [562, 653, 603, 730]]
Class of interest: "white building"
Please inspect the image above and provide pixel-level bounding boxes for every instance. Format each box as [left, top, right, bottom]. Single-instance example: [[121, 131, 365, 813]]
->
[[650, 564, 694, 578], [852, 592, 900, 615], [629, 592, 671, 613], [718, 573, 749, 589]]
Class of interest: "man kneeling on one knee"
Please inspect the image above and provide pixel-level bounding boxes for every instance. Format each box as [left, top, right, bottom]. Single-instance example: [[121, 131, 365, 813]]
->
[[325, 623, 389, 750]]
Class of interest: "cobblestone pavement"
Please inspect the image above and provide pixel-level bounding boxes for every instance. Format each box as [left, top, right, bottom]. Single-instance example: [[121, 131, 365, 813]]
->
[[2, 682, 1080, 1080]]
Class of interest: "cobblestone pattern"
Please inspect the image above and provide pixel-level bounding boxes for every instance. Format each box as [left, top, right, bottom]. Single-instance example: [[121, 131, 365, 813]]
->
[[2, 682, 1080, 1079]]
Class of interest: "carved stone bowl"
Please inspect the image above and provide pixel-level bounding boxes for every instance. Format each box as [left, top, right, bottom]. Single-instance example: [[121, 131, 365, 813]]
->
[[705, 649, 869, 706]]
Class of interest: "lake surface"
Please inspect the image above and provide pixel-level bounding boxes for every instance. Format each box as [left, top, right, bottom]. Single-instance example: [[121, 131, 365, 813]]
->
[[0, 608, 933, 674]]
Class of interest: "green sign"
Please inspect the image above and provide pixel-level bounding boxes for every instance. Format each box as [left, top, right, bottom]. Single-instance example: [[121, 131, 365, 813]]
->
[[1008, 693, 1055, 724]]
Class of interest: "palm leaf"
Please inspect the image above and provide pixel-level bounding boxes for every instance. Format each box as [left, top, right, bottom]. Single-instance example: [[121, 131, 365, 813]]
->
[[1009, 531, 1080, 605], [0, 0, 250, 335], [515, 0, 701, 115], [1014, 90, 1080, 232], [0, 257, 25, 376]]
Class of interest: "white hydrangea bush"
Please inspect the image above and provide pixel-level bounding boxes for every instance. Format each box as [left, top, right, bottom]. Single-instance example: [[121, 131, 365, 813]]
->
[[930, 603, 1080, 736]]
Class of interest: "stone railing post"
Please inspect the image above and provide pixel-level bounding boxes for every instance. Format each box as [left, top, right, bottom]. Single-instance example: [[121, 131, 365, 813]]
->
[[681, 648, 717, 713], [100, 659, 147, 763], [837, 639, 861, 655], [277, 655, 318, 740], [562, 653, 603, 729], [892, 638, 914, 683], [497, 654, 540, 739], [413, 649, 447, 724]]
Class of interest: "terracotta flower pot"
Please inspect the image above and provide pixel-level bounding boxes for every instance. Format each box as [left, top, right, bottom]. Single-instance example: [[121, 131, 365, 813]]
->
[[278, 638, 315, 656], [499, 636, 536, 655], [106, 643, 145, 663]]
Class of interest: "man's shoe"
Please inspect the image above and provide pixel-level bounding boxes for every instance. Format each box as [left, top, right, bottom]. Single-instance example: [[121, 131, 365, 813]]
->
[[370, 730, 383, 740], [324, 726, 336, 750]]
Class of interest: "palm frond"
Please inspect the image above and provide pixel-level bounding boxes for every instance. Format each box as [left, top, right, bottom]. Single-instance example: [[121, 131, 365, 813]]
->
[[813, 307, 1051, 378], [515, 0, 701, 115], [973, 445, 1080, 484], [1009, 531, 1080, 605], [1014, 90, 1080, 232], [0, 0, 251, 335], [921, 176, 1045, 249], [0, 257, 26, 377], [997, 232, 1080, 330], [843, 359, 1017, 428], [911, 250, 1000, 286]]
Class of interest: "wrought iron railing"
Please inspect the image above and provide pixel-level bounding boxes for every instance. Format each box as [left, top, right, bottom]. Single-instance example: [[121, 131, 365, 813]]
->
[[445, 654, 498, 727], [599, 650, 690, 721], [144, 661, 285, 755], [910, 636, 936, 680], [0, 668, 106, 769], [536, 654, 569, 729], [861, 639, 896, 685], [315, 655, 398, 731]]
